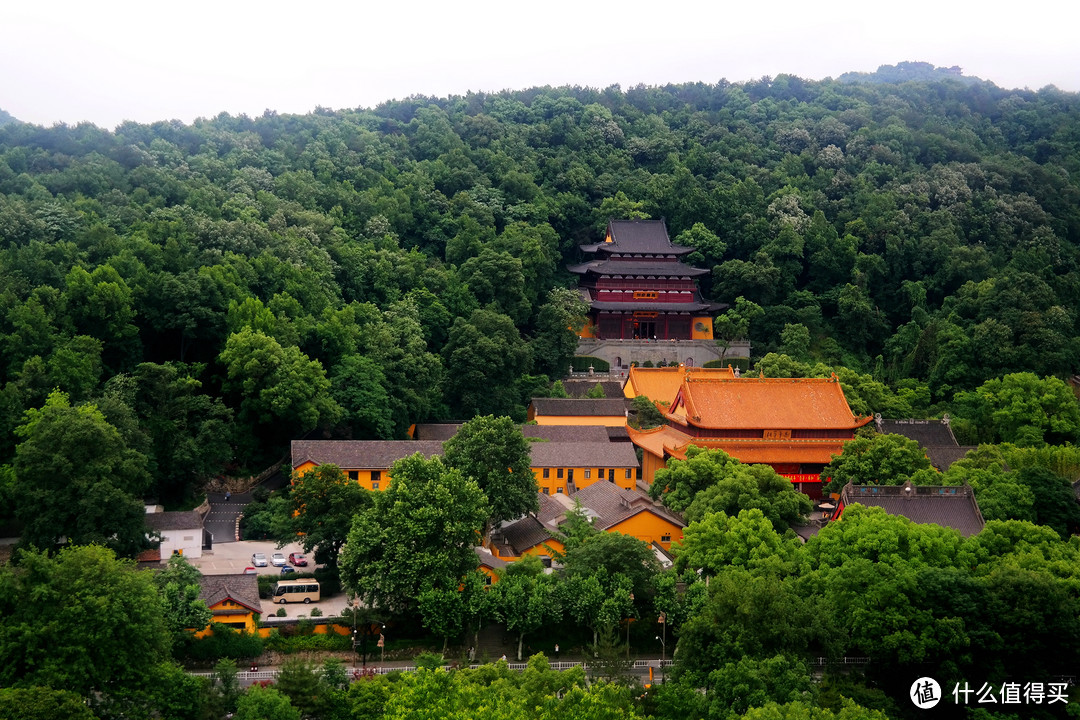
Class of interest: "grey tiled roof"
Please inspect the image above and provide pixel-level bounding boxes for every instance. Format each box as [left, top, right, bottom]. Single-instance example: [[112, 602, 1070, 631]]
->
[[145, 510, 203, 531], [579, 220, 692, 255], [529, 398, 628, 417], [521, 425, 612, 442], [607, 426, 630, 442], [927, 446, 978, 472], [876, 418, 959, 447], [875, 418, 974, 470], [498, 517, 557, 556], [412, 424, 463, 441], [474, 546, 509, 569], [291, 440, 444, 470], [568, 259, 708, 277], [570, 482, 684, 531], [840, 482, 985, 537], [529, 442, 639, 469], [197, 574, 263, 615], [560, 380, 625, 399]]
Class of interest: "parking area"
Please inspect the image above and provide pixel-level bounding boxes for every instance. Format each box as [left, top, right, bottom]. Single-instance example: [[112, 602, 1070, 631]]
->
[[191, 540, 350, 619]]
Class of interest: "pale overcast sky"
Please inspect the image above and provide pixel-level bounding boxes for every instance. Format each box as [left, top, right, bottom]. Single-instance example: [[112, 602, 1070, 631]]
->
[[3, 0, 1078, 129]]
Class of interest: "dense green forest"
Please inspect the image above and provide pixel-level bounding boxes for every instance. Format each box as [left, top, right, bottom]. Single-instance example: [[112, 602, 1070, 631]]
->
[[1, 67, 1080, 507]]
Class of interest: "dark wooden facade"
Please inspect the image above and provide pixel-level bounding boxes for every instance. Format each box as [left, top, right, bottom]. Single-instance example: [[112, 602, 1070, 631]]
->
[[569, 220, 721, 340]]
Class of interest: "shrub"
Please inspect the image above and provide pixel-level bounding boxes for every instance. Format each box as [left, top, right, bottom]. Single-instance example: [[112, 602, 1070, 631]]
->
[[276, 607, 287, 617], [177, 624, 264, 663], [570, 356, 610, 372], [414, 652, 446, 670], [704, 357, 751, 372], [265, 632, 352, 653], [310, 607, 323, 617]]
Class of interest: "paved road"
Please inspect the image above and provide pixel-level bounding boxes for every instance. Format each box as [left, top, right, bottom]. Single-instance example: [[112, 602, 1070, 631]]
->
[[204, 491, 249, 545]]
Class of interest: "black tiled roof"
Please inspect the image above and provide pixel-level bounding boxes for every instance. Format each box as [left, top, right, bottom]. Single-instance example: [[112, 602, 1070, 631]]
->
[[587, 300, 714, 313], [291, 440, 445, 470], [840, 482, 985, 537], [927, 446, 978, 472], [876, 418, 959, 447], [529, 398, 628, 417], [145, 510, 203, 532], [567, 259, 708, 277], [579, 220, 692, 255]]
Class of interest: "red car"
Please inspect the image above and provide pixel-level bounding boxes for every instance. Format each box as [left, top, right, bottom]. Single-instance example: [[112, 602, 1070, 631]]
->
[[288, 552, 309, 567]]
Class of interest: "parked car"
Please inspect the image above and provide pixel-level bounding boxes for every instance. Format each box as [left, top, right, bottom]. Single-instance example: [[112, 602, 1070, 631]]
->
[[251, 553, 268, 567], [243, 566, 257, 575], [280, 566, 296, 575], [288, 552, 308, 567], [271, 552, 287, 567]]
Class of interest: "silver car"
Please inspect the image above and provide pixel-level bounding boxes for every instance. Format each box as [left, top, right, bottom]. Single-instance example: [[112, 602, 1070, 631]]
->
[[251, 552, 268, 567]]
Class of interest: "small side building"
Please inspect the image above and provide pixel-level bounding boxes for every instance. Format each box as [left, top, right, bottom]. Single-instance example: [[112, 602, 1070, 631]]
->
[[144, 509, 206, 560], [489, 484, 685, 563], [194, 574, 264, 637], [527, 398, 629, 427], [528, 441, 639, 495], [291, 440, 446, 491]]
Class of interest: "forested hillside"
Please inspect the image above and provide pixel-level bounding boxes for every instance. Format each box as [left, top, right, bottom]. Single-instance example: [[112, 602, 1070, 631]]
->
[[1, 68, 1079, 509]]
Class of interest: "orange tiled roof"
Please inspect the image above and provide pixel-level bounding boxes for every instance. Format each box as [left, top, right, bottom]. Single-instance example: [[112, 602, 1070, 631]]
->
[[627, 425, 850, 465], [671, 375, 871, 431], [625, 424, 693, 458], [672, 439, 848, 465], [623, 365, 736, 405]]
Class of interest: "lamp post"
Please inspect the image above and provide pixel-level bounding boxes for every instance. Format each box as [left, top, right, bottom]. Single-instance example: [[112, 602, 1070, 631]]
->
[[378, 624, 386, 668], [655, 634, 667, 683]]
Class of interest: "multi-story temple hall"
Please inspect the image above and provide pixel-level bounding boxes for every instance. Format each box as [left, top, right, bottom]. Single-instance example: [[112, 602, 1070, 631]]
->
[[570, 219, 745, 370]]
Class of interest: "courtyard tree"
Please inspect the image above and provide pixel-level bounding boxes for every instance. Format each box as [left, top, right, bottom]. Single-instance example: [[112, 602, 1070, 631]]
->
[[288, 463, 372, 567], [443, 414, 537, 532], [340, 454, 488, 612]]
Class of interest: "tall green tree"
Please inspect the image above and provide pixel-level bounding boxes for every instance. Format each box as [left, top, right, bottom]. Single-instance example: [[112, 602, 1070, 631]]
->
[[952, 372, 1080, 446], [0, 545, 172, 701], [530, 287, 588, 379], [104, 362, 233, 504], [820, 433, 939, 494], [492, 557, 562, 661], [219, 327, 341, 458], [340, 454, 488, 612], [442, 309, 531, 419], [288, 463, 373, 567], [153, 554, 211, 646], [12, 390, 150, 556], [443, 415, 537, 530]]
